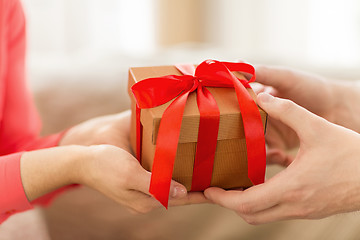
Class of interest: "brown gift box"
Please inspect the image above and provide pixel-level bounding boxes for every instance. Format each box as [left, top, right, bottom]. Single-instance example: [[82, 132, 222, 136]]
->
[[128, 65, 267, 191]]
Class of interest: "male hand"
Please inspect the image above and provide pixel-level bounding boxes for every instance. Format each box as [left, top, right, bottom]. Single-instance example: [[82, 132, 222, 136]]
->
[[251, 66, 337, 166], [204, 93, 360, 224]]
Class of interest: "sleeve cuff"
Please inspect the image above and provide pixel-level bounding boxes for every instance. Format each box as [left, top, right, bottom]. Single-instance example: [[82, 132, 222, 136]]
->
[[0, 152, 33, 222]]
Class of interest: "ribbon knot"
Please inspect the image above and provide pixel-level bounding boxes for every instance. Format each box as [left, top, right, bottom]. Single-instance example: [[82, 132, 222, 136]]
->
[[189, 77, 200, 92], [131, 60, 266, 208]]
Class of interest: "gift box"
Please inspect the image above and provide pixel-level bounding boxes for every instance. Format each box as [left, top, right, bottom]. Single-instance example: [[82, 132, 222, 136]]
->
[[128, 60, 267, 207]]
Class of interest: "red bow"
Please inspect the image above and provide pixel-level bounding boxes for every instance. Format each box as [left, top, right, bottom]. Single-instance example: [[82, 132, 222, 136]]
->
[[131, 60, 266, 208]]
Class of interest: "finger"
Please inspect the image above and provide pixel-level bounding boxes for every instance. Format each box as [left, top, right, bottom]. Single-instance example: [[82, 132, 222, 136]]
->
[[127, 165, 152, 195], [240, 204, 297, 225], [168, 180, 188, 199], [263, 86, 278, 96], [114, 109, 131, 120], [263, 120, 288, 149], [204, 188, 241, 209], [169, 192, 210, 206], [265, 115, 300, 149], [204, 183, 282, 214], [266, 148, 294, 167], [125, 190, 162, 213], [257, 93, 322, 139], [250, 82, 265, 94], [128, 163, 187, 199], [255, 65, 295, 91], [112, 110, 131, 132]]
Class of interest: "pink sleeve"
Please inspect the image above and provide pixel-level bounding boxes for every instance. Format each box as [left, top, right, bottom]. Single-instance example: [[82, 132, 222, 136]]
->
[[0, 132, 78, 224], [0, 0, 78, 223], [22, 131, 79, 209], [0, 153, 32, 223]]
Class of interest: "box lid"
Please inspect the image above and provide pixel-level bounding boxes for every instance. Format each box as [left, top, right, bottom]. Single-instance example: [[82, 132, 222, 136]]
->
[[128, 65, 267, 144]]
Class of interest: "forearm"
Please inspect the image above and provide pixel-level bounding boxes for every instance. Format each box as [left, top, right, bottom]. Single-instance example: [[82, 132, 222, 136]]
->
[[331, 80, 360, 133], [20, 145, 86, 201]]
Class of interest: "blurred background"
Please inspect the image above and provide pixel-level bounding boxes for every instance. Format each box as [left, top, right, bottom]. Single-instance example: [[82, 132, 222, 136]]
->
[[23, 0, 360, 70], [21, 0, 360, 133], [3, 0, 360, 239]]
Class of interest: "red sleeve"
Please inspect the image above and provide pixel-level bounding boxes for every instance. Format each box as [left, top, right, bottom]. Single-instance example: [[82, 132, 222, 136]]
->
[[0, 0, 78, 223], [0, 153, 32, 223], [23, 132, 79, 210], [0, 133, 78, 224]]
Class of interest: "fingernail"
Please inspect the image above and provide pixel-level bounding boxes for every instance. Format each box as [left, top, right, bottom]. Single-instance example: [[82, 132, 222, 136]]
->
[[172, 186, 187, 198], [258, 92, 274, 103]]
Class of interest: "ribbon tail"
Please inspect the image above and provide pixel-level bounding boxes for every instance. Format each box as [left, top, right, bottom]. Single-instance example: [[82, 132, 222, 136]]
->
[[135, 105, 143, 163], [231, 77, 266, 185], [191, 86, 220, 191], [149, 92, 190, 208]]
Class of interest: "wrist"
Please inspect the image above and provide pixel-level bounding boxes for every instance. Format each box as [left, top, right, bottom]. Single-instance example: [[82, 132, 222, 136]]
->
[[75, 145, 124, 191], [64, 145, 90, 184], [72, 145, 105, 187], [21, 145, 88, 201]]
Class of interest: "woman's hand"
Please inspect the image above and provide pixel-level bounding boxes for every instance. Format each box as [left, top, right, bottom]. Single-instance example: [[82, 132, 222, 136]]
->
[[204, 93, 360, 224], [59, 110, 132, 152], [77, 144, 208, 213], [21, 144, 208, 214]]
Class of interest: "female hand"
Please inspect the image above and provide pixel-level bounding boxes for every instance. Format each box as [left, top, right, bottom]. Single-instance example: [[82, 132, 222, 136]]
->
[[59, 110, 132, 152], [204, 93, 360, 224], [78, 144, 208, 213], [21, 144, 208, 214]]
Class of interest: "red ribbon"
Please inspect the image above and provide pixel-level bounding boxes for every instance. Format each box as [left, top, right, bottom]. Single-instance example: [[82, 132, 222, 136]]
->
[[131, 60, 266, 208]]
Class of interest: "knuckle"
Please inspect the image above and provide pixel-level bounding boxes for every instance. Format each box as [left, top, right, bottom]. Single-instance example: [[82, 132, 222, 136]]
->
[[120, 173, 132, 186], [277, 99, 294, 113], [127, 159, 140, 171], [283, 185, 313, 204], [119, 163, 138, 186], [92, 144, 116, 155], [256, 65, 269, 76], [283, 188, 304, 203], [282, 189, 316, 219], [121, 167, 136, 185], [236, 202, 254, 215], [97, 124, 112, 135], [120, 161, 145, 189], [290, 207, 312, 219]]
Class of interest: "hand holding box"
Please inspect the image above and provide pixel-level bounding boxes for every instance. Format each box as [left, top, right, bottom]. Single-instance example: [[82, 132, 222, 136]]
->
[[128, 60, 267, 207]]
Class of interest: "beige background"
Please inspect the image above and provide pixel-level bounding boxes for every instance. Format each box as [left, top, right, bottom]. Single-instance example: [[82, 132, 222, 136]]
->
[[1, 0, 360, 239]]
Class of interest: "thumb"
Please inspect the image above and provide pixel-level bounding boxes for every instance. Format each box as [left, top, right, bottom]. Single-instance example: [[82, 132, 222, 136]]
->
[[169, 179, 188, 199], [255, 65, 294, 91], [257, 92, 321, 139]]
